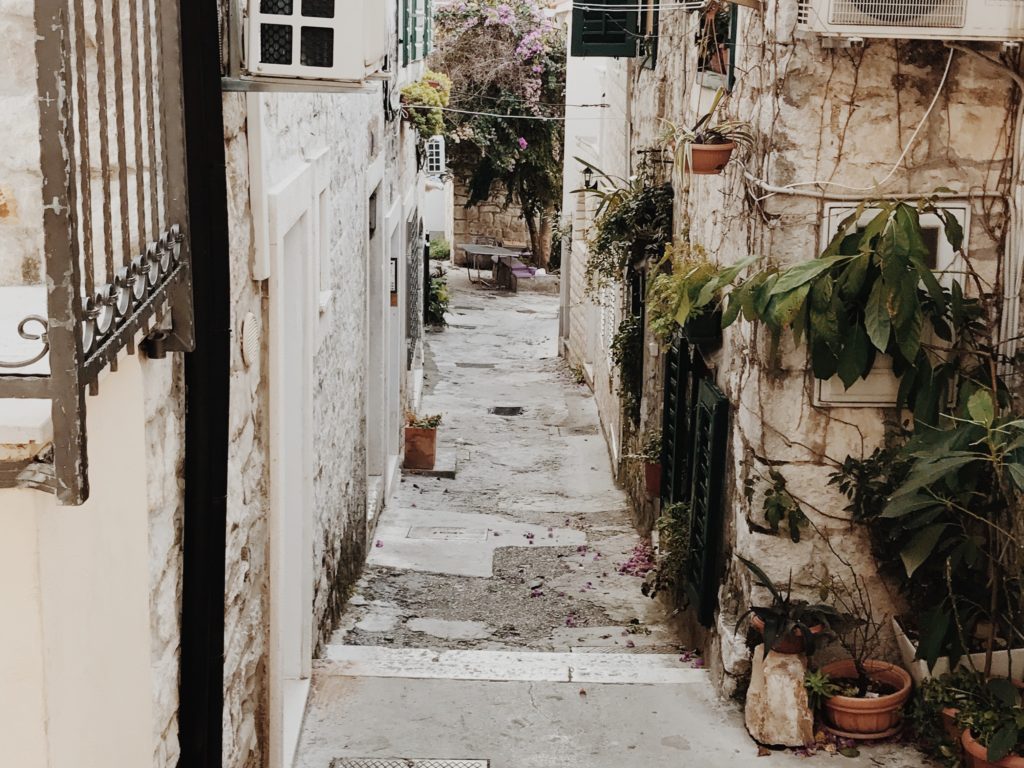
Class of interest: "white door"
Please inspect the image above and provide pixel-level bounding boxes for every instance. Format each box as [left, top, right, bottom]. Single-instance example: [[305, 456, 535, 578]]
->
[[267, 162, 316, 768]]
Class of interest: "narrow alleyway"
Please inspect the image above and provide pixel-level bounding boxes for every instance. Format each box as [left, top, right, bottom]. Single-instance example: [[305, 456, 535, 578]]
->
[[295, 268, 923, 768]]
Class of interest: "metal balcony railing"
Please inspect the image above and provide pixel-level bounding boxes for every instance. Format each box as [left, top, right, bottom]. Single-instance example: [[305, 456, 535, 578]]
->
[[0, 0, 194, 504]]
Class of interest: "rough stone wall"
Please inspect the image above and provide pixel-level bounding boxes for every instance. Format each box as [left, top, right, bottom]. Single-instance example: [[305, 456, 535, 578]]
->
[[623, 1, 1015, 695], [0, 0, 42, 286], [452, 178, 531, 265]]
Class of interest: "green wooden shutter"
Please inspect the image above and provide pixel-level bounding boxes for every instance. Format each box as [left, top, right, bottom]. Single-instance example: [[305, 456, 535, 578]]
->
[[402, 0, 410, 66], [412, 0, 420, 61], [424, 0, 433, 55], [570, 0, 639, 58], [661, 334, 690, 504], [685, 379, 729, 627]]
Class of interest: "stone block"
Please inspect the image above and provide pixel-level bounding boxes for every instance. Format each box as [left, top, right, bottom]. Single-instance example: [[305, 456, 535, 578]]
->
[[745, 645, 814, 747]]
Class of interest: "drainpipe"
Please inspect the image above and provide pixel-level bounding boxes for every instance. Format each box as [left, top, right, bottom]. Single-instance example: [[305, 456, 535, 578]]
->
[[177, 0, 231, 764]]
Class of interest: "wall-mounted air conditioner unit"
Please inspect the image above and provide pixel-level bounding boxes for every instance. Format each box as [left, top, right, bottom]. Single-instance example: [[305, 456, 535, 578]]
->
[[229, 0, 390, 90], [797, 0, 1024, 41]]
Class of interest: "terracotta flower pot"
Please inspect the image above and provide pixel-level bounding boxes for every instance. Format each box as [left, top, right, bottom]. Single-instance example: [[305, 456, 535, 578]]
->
[[962, 728, 1024, 768], [684, 142, 736, 175], [404, 426, 437, 470], [820, 659, 913, 739], [644, 462, 662, 498], [750, 614, 823, 655], [941, 707, 962, 745]]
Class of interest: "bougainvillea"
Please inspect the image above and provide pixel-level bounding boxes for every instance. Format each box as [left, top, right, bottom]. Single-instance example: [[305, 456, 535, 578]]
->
[[431, 0, 566, 266]]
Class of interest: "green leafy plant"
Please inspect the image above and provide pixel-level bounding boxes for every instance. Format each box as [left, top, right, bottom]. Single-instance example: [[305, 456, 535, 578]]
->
[[747, 469, 809, 543], [610, 314, 644, 424], [736, 557, 838, 658], [429, 238, 451, 261], [406, 413, 442, 429], [426, 268, 451, 327], [956, 677, 1024, 763], [645, 241, 753, 344], [401, 71, 452, 138], [576, 161, 673, 294], [908, 667, 987, 760], [879, 392, 1024, 675], [634, 429, 662, 462], [817, 570, 887, 697], [805, 669, 840, 711], [643, 501, 692, 600]]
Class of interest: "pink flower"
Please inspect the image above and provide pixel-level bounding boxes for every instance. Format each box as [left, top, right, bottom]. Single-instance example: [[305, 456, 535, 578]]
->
[[517, 137, 528, 150]]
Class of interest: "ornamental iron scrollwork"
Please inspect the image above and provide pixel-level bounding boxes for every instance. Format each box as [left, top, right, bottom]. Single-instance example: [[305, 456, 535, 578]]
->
[[0, 315, 50, 369]]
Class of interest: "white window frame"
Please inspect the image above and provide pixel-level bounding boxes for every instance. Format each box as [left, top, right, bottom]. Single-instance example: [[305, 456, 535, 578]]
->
[[424, 135, 446, 176], [814, 201, 970, 407]]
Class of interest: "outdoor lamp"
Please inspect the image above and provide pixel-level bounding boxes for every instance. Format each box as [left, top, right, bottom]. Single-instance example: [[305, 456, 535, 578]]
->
[[583, 166, 595, 190]]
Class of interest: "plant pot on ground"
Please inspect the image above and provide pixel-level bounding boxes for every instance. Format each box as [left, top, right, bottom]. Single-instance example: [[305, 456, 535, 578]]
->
[[736, 557, 837, 656], [820, 659, 913, 739], [957, 677, 1024, 767], [627, 429, 663, 500], [404, 413, 442, 470]]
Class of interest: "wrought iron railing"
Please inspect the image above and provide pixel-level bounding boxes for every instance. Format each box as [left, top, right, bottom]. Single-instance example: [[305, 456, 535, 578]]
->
[[0, 0, 193, 504]]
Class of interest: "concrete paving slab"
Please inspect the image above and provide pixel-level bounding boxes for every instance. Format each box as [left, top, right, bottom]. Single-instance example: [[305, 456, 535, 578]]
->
[[318, 646, 704, 685]]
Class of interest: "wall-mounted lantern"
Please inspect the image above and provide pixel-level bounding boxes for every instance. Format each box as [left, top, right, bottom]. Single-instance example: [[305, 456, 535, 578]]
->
[[390, 257, 399, 306]]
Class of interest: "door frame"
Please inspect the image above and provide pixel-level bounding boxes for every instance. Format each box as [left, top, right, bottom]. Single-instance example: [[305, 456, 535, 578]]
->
[[266, 161, 316, 768]]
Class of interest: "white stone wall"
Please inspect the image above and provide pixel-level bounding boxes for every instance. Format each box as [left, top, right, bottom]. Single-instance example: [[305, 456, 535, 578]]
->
[[619, 1, 1016, 694]]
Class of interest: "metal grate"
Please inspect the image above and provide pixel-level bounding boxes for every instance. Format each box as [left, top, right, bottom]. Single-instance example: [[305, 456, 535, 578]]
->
[[302, 0, 336, 17], [300, 26, 334, 67], [261, 24, 293, 64], [331, 761, 489, 768], [490, 406, 523, 416], [261, 0, 293, 13], [829, 0, 966, 26]]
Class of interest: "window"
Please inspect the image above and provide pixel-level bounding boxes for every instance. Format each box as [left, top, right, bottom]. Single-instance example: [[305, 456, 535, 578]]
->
[[424, 136, 446, 175], [696, 3, 737, 91], [571, 0, 639, 58], [814, 202, 969, 406], [402, 0, 434, 66]]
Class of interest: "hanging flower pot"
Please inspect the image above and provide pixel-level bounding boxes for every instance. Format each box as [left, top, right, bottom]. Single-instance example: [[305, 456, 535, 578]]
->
[[820, 659, 913, 740], [644, 462, 662, 498], [684, 142, 736, 175]]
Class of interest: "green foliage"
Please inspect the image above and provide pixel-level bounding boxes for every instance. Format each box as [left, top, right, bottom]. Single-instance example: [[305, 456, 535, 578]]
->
[[429, 238, 451, 261], [643, 501, 692, 600], [804, 669, 840, 711], [661, 87, 754, 173], [407, 413, 442, 429], [736, 557, 839, 658], [746, 469, 808, 543], [401, 71, 452, 138], [433, 0, 565, 263], [636, 429, 662, 462], [610, 314, 644, 424], [908, 668, 986, 763], [426, 268, 450, 327], [577, 162, 673, 294], [956, 677, 1024, 762]]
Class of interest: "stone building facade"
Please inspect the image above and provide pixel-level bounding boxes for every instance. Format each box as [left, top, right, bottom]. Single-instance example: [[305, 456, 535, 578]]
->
[[0, 1, 429, 767], [452, 178, 532, 265], [560, 0, 1020, 696]]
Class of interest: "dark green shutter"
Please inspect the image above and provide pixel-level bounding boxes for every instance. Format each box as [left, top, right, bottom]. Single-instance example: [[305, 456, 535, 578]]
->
[[570, 0, 638, 58], [411, 0, 420, 61], [424, 0, 433, 55], [685, 379, 729, 627], [661, 335, 690, 504], [402, 0, 410, 66]]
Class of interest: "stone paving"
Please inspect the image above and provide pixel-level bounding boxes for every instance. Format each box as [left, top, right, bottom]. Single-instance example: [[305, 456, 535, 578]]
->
[[295, 266, 929, 768]]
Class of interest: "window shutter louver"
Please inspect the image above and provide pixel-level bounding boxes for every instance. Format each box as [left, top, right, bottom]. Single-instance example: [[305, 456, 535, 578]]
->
[[570, 0, 639, 58], [685, 379, 729, 627]]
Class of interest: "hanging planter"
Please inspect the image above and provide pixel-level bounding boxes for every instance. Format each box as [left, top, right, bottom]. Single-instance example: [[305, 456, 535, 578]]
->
[[662, 87, 753, 178]]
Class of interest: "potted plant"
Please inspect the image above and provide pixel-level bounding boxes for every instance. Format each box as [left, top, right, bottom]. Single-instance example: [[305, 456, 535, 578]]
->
[[636, 429, 663, 498], [404, 412, 442, 470], [661, 88, 753, 176], [908, 667, 988, 760], [814, 572, 913, 739], [646, 241, 754, 346], [736, 557, 837, 656], [957, 677, 1024, 767]]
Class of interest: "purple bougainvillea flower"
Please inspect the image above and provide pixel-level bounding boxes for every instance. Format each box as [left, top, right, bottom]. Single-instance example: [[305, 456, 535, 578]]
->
[[374, 540, 383, 548], [517, 137, 528, 150]]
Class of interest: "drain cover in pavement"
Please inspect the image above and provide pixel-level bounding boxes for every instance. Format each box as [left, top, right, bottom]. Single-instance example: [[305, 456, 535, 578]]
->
[[490, 406, 523, 416], [455, 362, 496, 368], [332, 761, 488, 768]]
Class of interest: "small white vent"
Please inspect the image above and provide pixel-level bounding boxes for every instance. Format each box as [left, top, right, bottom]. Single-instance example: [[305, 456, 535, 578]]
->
[[829, 0, 965, 27], [424, 136, 446, 175]]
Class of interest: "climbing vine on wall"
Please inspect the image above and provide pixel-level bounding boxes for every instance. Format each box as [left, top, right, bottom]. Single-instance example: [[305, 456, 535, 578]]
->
[[610, 313, 644, 424]]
